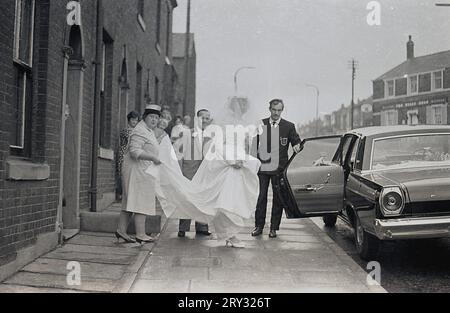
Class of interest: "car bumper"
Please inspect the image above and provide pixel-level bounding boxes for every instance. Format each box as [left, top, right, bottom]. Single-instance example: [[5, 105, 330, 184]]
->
[[374, 216, 450, 240]]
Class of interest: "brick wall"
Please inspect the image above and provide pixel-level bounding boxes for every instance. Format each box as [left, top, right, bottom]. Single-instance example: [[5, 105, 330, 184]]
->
[[0, 0, 179, 268], [0, 0, 59, 266]]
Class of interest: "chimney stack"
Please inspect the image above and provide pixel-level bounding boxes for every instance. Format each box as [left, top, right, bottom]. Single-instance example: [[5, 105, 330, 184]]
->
[[407, 35, 414, 60]]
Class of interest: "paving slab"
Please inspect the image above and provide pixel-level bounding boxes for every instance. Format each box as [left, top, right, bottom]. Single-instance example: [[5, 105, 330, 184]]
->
[[66, 234, 130, 247], [141, 264, 209, 281], [130, 279, 191, 293], [55, 244, 140, 256], [0, 285, 84, 293], [21, 258, 126, 280], [208, 267, 294, 283], [189, 280, 298, 293], [3, 272, 116, 292], [260, 241, 325, 251], [43, 250, 137, 265]]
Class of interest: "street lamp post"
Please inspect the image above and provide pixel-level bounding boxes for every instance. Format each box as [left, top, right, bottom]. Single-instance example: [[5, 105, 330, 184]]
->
[[234, 66, 255, 94], [306, 84, 320, 137]]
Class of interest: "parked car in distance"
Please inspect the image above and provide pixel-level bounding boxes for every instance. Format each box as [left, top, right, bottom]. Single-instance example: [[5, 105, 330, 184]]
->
[[277, 125, 450, 260]]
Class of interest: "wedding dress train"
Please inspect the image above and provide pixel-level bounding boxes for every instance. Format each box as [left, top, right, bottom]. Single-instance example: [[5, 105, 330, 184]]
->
[[148, 135, 261, 245]]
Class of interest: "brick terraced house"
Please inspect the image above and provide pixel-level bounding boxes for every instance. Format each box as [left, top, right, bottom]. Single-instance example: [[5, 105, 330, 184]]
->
[[372, 36, 450, 126], [0, 0, 182, 281]]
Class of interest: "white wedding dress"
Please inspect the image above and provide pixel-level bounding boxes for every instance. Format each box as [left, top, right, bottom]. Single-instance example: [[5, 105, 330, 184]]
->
[[148, 99, 261, 243]]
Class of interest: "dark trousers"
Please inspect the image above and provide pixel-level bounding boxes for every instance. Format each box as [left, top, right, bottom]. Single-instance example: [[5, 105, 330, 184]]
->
[[179, 219, 209, 232], [255, 173, 283, 231]]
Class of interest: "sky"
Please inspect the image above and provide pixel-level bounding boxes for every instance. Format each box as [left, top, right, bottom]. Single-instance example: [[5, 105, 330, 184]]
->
[[173, 0, 450, 126]]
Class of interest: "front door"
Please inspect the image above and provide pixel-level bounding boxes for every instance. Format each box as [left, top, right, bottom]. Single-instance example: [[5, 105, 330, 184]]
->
[[277, 136, 344, 218]]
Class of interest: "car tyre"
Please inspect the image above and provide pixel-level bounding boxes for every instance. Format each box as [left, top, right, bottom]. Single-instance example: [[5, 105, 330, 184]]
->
[[323, 214, 338, 227], [354, 215, 380, 260]]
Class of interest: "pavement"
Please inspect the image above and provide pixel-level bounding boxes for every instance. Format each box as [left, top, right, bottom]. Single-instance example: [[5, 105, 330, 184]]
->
[[0, 215, 386, 293]]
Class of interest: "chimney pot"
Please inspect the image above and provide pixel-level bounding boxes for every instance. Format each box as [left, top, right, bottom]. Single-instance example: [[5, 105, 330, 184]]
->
[[407, 35, 414, 60]]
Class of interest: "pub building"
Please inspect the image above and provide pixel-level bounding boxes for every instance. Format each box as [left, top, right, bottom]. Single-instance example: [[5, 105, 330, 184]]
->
[[372, 36, 450, 126]]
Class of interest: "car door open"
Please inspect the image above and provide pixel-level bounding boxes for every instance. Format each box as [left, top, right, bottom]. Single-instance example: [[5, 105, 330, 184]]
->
[[277, 136, 345, 218]]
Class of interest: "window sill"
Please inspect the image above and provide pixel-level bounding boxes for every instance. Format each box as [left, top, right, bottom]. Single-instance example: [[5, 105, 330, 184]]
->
[[6, 158, 50, 181], [98, 147, 115, 161], [137, 14, 146, 32]]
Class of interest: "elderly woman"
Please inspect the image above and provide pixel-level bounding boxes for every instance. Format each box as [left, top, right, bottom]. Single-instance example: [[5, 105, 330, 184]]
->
[[116, 111, 140, 200], [116, 104, 167, 244]]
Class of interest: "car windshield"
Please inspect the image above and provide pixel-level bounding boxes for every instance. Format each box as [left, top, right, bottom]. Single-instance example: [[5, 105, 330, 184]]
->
[[371, 133, 450, 170]]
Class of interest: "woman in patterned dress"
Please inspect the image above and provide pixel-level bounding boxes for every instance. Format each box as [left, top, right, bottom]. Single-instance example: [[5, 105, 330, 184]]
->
[[116, 111, 140, 200]]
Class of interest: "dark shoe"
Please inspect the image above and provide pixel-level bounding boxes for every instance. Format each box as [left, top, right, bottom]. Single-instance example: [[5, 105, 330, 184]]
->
[[251, 227, 263, 237], [269, 230, 277, 238], [196, 230, 212, 236], [115, 231, 136, 243], [178, 231, 186, 238]]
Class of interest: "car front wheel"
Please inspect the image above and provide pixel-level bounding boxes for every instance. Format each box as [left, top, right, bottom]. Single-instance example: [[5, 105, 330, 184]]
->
[[354, 215, 380, 260]]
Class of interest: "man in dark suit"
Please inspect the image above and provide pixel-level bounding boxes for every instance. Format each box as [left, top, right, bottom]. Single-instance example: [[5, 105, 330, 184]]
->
[[177, 109, 212, 238], [252, 99, 302, 238]]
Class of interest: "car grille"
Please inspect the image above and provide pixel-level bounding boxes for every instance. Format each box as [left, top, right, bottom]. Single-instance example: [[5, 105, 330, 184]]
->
[[410, 201, 450, 216]]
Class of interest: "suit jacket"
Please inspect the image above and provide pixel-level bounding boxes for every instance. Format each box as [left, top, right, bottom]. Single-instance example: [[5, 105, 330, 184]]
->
[[256, 118, 301, 175], [180, 127, 213, 180]]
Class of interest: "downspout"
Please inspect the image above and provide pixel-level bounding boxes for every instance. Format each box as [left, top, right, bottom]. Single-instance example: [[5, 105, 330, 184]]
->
[[90, 0, 103, 212]]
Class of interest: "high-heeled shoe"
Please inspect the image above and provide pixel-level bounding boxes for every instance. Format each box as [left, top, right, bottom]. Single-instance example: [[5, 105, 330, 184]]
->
[[225, 236, 245, 248], [135, 236, 156, 244], [115, 231, 136, 243]]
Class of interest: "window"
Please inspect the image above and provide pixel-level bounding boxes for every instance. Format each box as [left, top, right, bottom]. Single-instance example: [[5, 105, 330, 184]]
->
[[387, 80, 394, 97], [156, 0, 162, 53], [165, 6, 171, 57], [395, 78, 407, 96], [381, 110, 398, 126], [100, 31, 113, 149], [154, 76, 160, 104], [288, 137, 341, 169], [372, 134, 450, 170], [433, 71, 443, 90], [136, 62, 143, 112], [428, 105, 447, 125], [419, 73, 431, 92], [349, 138, 361, 170], [138, 0, 144, 17], [409, 75, 418, 94], [11, 0, 35, 156], [137, 0, 146, 31], [407, 110, 419, 125]]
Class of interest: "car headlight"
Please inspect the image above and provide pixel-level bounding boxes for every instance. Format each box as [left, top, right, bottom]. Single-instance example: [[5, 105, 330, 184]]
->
[[379, 186, 405, 216]]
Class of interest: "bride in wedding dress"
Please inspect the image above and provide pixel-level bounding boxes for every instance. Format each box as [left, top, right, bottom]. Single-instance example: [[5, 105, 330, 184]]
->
[[149, 97, 261, 248]]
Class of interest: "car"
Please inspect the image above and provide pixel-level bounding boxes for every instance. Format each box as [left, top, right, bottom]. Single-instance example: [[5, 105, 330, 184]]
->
[[277, 125, 450, 260]]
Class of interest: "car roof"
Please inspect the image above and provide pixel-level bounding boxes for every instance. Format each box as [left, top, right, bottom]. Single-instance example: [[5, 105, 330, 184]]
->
[[348, 125, 450, 138]]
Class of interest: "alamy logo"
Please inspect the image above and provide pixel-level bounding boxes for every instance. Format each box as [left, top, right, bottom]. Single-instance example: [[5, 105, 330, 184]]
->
[[366, 1, 381, 26], [66, 261, 81, 286], [67, 1, 82, 26], [366, 261, 381, 285]]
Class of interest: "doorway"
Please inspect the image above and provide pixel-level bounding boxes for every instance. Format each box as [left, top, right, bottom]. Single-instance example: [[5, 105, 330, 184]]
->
[[62, 25, 85, 230]]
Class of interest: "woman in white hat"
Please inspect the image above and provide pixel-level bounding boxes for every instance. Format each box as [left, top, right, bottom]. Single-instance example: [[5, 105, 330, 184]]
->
[[116, 104, 166, 243]]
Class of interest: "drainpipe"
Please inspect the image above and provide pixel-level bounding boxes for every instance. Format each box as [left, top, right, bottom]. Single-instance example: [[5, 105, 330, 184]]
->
[[90, 0, 103, 212]]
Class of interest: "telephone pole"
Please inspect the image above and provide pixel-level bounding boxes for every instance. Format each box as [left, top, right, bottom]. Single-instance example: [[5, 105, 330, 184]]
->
[[348, 59, 358, 130]]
